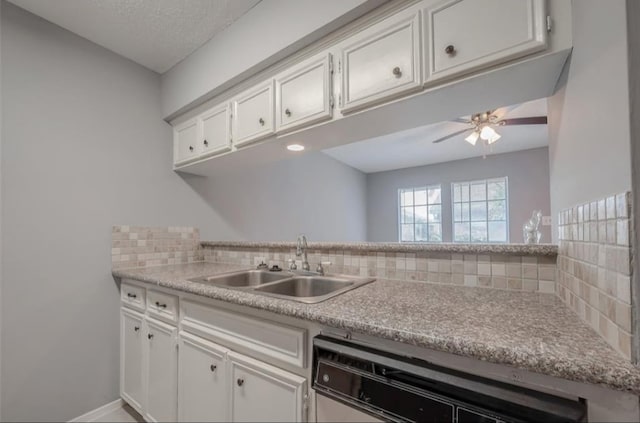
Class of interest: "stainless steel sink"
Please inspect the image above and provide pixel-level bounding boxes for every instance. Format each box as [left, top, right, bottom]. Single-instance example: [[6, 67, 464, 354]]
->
[[189, 269, 374, 303], [254, 275, 374, 303], [189, 269, 292, 287]]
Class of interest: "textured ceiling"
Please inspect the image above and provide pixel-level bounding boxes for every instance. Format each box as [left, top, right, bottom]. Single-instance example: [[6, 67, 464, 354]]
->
[[323, 98, 549, 174], [8, 0, 261, 73]]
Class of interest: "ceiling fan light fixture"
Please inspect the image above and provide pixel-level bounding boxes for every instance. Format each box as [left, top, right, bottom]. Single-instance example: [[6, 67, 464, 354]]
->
[[480, 125, 498, 141], [487, 132, 502, 144], [465, 131, 479, 145]]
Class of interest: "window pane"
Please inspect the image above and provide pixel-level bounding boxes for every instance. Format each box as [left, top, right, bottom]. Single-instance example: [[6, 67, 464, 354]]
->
[[453, 203, 461, 222], [460, 184, 469, 202], [453, 185, 461, 202], [470, 222, 488, 242], [470, 202, 487, 221], [470, 183, 486, 201], [461, 203, 470, 222], [454, 223, 470, 242], [414, 189, 427, 205], [401, 224, 414, 242], [402, 207, 414, 223], [414, 206, 428, 224], [488, 200, 506, 221], [415, 224, 429, 241], [488, 221, 507, 242], [428, 205, 441, 223], [428, 224, 442, 242], [402, 190, 414, 206], [488, 181, 506, 200], [428, 187, 441, 204]]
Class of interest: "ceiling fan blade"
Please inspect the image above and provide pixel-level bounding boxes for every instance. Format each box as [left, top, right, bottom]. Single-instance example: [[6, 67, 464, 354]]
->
[[450, 118, 470, 124], [432, 128, 471, 144], [499, 116, 548, 126]]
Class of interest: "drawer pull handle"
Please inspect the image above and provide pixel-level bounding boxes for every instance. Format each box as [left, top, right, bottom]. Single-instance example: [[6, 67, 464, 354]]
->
[[259, 117, 265, 126], [127, 293, 137, 299], [445, 44, 456, 56], [203, 139, 208, 146], [189, 145, 194, 152], [392, 67, 402, 77], [134, 326, 140, 332], [237, 378, 244, 387], [210, 364, 217, 372], [148, 333, 154, 340], [155, 301, 167, 309], [285, 108, 291, 117]]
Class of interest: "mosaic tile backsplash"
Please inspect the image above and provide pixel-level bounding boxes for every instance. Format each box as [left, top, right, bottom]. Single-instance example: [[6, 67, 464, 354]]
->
[[557, 192, 633, 360], [112, 225, 203, 269], [203, 247, 557, 293]]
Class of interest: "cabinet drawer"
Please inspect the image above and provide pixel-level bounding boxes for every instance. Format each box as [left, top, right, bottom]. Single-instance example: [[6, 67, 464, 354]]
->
[[173, 119, 199, 165], [181, 300, 306, 368], [426, 0, 547, 82], [147, 290, 179, 323], [340, 10, 421, 114], [276, 53, 332, 133], [121, 283, 146, 312], [233, 81, 274, 147], [200, 103, 232, 158]]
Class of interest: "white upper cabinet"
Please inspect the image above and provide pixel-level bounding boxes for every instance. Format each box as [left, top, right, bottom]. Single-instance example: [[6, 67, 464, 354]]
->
[[276, 53, 333, 133], [233, 81, 275, 147], [145, 317, 178, 423], [178, 332, 229, 422], [228, 351, 306, 422], [200, 103, 232, 158], [339, 9, 422, 114], [173, 119, 199, 165], [425, 0, 547, 82]]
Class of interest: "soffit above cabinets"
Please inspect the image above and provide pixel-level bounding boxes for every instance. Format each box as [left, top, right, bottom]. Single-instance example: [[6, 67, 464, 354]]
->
[[7, 0, 261, 73]]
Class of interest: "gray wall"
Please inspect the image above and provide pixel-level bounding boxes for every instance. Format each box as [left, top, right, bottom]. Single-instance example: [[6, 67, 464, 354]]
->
[[161, 0, 382, 118], [366, 148, 551, 243], [182, 151, 367, 242], [0, 4, 220, 421], [547, 0, 633, 241]]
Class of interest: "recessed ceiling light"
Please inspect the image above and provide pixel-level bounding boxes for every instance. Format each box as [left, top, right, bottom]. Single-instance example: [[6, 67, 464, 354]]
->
[[287, 144, 305, 152]]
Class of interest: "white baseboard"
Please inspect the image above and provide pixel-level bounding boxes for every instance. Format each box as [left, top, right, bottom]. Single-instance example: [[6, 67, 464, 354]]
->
[[68, 398, 124, 422]]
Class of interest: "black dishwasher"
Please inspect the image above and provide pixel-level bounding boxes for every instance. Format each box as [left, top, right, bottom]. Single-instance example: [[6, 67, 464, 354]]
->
[[312, 336, 587, 423]]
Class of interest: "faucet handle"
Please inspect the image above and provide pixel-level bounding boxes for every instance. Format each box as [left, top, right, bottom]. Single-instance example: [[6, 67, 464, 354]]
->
[[288, 259, 297, 270], [316, 261, 333, 275]]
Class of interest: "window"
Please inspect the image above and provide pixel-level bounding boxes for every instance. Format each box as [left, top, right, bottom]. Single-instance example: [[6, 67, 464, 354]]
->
[[452, 178, 508, 243], [399, 186, 442, 242]]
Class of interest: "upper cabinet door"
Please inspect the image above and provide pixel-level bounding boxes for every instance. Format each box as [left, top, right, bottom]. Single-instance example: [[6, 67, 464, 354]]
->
[[173, 119, 199, 166], [276, 53, 333, 133], [233, 81, 275, 147], [200, 103, 232, 158], [340, 10, 421, 114], [426, 0, 547, 82]]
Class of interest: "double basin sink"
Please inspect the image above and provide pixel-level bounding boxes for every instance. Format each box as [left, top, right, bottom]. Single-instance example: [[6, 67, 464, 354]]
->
[[189, 269, 375, 304]]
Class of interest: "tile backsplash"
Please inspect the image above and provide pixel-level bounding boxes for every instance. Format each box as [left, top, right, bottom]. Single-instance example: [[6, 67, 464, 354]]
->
[[203, 247, 557, 293], [556, 192, 633, 360], [112, 225, 203, 269]]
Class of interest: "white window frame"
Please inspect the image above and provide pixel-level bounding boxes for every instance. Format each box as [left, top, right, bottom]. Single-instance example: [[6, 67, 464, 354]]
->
[[451, 177, 509, 243], [397, 185, 443, 243]]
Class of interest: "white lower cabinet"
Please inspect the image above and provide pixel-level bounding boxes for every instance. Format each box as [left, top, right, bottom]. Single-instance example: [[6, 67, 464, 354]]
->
[[145, 318, 178, 423], [178, 332, 229, 422], [228, 351, 306, 423], [121, 308, 145, 413]]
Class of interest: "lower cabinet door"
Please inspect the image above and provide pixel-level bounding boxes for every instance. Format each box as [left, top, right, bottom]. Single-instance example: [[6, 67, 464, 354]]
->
[[145, 317, 178, 422], [178, 332, 229, 422], [120, 308, 144, 414], [228, 351, 306, 422]]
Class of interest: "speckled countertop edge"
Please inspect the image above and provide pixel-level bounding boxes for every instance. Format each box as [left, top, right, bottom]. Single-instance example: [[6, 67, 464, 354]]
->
[[112, 263, 639, 395], [200, 241, 558, 256]]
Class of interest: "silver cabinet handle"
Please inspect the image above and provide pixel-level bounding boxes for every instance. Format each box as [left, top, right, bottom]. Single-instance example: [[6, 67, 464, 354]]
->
[[392, 67, 402, 77], [237, 378, 244, 387], [155, 301, 167, 309], [210, 364, 217, 372], [259, 118, 265, 126], [445, 44, 455, 55], [285, 109, 291, 117]]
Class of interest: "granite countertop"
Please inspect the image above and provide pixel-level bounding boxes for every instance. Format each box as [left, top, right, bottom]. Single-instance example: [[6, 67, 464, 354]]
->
[[112, 262, 639, 395], [200, 241, 558, 256]]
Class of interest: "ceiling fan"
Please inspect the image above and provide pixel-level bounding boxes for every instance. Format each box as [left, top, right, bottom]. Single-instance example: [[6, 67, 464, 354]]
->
[[431, 109, 548, 145]]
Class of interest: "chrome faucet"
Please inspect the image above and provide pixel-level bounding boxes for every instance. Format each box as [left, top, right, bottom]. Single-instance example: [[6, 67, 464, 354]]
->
[[296, 234, 310, 271]]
